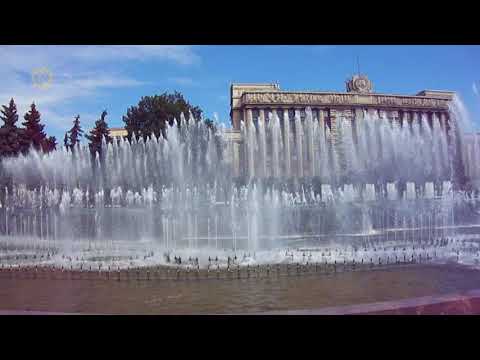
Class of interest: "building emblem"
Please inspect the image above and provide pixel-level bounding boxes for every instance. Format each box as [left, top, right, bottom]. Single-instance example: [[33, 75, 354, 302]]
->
[[346, 74, 373, 94]]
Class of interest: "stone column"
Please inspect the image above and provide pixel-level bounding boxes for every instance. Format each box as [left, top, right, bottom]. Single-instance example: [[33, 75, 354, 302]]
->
[[329, 109, 340, 184], [318, 109, 325, 128], [389, 110, 399, 126], [231, 109, 241, 130], [437, 112, 450, 179], [271, 108, 278, 119], [246, 108, 255, 179], [465, 142, 472, 179], [402, 110, 410, 130], [294, 108, 304, 178], [412, 111, 420, 133], [258, 108, 267, 178], [353, 108, 363, 119], [271, 108, 280, 178], [353, 108, 365, 168], [283, 108, 291, 178], [259, 108, 265, 122], [378, 109, 387, 120], [317, 109, 327, 180], [347, 109, 355, 165], [246, 108, 253, 129], [388, 110, 399, 165], [367, 108, 377, 119], [341, 109, 355, 178], [439, 111, 451, 147], [432, 112, 440, 131], [438, 112, 445, 132], [308, 109, 315, 178], [232, 135, 240, 178]]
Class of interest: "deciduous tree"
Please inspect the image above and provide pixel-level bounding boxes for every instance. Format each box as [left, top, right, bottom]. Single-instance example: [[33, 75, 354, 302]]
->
[[122, 91, 203, 140]]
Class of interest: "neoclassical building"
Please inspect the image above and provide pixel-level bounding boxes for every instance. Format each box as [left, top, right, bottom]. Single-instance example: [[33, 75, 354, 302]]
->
[[227, 75, 456, 180], [109, 127, 128, 141]]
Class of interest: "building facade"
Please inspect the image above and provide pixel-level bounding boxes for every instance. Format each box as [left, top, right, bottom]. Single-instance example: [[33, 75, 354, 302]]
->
[[228, 75, 456, 180], [109, 127, 128, 141], [463, 132, 480, 188]]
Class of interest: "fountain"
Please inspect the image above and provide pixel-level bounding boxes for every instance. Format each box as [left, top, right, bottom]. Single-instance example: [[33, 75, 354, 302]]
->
[[1, 97, 480, 273]]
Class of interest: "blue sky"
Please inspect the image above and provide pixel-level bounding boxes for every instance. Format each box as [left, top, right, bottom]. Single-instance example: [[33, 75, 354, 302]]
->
[[2, 45, 480, 140]]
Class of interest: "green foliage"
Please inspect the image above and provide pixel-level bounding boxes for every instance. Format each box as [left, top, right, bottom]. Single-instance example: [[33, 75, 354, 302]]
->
[[1, 98, 19, 128], [204, 118, 215, 130], [122, 91, 203, 140], [22, 103, 48, 152], [68, 115, 83, 149], [85, 110, 112, 156], [0, 98, 30, 157], [44, 136, 57, 152]]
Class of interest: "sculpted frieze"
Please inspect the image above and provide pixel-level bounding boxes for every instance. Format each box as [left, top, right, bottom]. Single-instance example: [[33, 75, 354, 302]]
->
[[242, 92, 449, 109]]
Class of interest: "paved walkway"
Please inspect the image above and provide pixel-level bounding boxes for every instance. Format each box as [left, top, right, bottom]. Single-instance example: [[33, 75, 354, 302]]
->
[[252, 289, 480, 315], [0, 310, 79, 315], [3, 289, 480, 315]]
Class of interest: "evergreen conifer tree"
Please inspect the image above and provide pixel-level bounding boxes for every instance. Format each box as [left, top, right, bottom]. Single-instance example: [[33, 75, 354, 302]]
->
[[45, 136, 57, 152], [22, 103, 48, 151], [0, 98, 29, 157], [86, 110, 112, 156], [1, 98, 19, 128], [68, 115, 83, 150]]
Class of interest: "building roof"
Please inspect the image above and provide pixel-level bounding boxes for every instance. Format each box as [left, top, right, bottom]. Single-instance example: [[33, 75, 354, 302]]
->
[[415, 90, 456, 99], [231, 83, 280, 88]]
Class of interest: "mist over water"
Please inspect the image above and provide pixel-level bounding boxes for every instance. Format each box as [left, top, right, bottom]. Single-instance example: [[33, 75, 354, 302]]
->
[[2, 97, 480, 269]]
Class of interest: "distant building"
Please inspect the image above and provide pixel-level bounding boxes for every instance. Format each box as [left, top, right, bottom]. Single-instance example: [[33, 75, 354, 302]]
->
[[229, 75, 456, 179], [462, 132, 480, 187], [109, 127, 128, 141]]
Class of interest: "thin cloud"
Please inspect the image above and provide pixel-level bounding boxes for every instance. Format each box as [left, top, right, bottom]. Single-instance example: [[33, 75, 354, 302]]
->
[[0, 74, 145, 109], [168, 77, 198, 86], [73, 45, 200, 65], [0, 46, 200, 136], [473, 82, 479, 97], [70, 75, 147, 89], [0, 45, 200, 70]]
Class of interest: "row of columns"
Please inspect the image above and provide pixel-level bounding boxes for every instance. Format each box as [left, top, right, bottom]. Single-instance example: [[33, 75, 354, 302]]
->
[[243, 107, 449, 129], [239, 107, 450, 179], [464, 138, 480, 180]]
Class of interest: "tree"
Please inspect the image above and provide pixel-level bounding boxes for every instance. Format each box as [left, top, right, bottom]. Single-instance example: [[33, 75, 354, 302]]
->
[[22, 103, 48, 152], [1, 98, 19, 127], [0, 98, 30, 157], [44, 136, 57, 152], [122, 91, 203, 140], [85, 110, 112, 206], [68, 115, 83, 150], [64, 132, 70, 149], [86, 110, 112, 156], [204, 118, 217, 132]]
